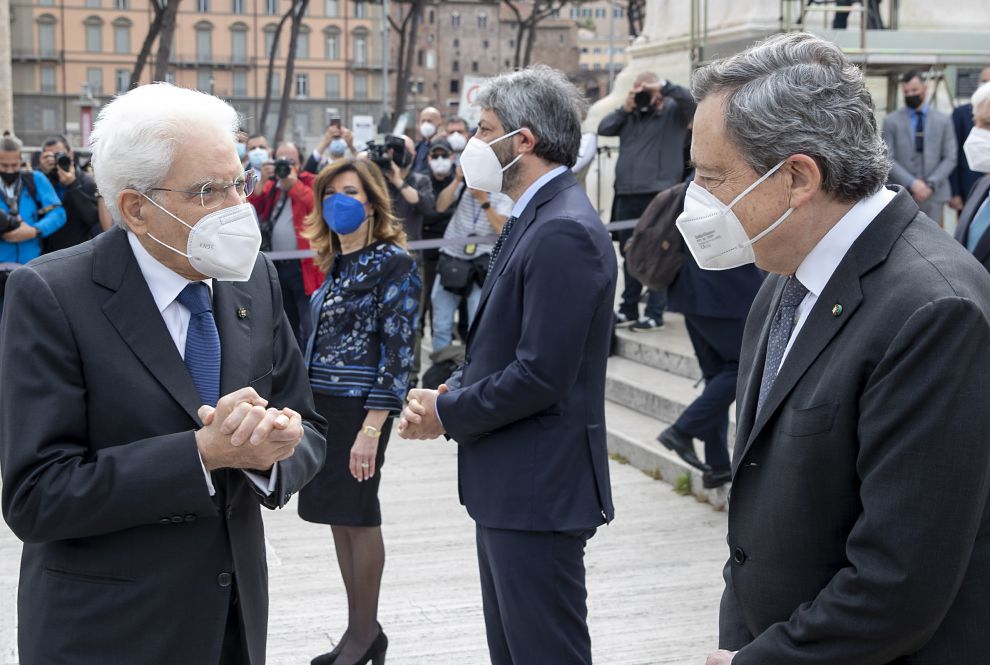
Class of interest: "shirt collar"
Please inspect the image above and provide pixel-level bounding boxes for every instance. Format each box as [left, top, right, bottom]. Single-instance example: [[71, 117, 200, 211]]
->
[[794, 186, 897, 298], [127, 230, 213, 313], [510, 165, 568, 219], [910, 103, 929, 117]]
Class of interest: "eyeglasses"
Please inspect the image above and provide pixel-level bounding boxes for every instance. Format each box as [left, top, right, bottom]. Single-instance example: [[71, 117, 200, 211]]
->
[[148, 170, 258, 210]]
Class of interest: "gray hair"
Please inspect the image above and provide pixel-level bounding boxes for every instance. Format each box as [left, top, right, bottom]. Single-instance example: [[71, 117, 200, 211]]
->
[[0, 136, 22, 153], [475, 65, 586, 167], [692, 32, 890, 202], [90, 82, 239, 225]]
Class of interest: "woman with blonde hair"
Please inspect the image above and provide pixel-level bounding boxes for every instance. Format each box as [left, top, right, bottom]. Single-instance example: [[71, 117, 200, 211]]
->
[[299, 158, 421, 665]]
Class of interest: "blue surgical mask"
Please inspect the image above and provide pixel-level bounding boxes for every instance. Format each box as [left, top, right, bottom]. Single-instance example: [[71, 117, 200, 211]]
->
[[248, 147, 269, 170], [329, 138, 348, 157], [235, 142, 247, 160], [323, 193, 367, 235]]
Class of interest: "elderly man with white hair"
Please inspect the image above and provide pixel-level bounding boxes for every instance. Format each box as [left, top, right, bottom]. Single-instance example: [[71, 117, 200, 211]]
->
[[0, 83, 326, 665], [954, 81, 990, 272]]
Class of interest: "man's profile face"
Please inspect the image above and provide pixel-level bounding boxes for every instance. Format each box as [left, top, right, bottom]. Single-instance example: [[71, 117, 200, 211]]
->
[[691, 93, 794, 273], [137, 131, 245, 280]]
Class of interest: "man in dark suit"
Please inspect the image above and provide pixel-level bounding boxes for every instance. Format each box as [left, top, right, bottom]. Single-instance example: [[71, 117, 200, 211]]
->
[[949, 66, 990, 212], [0, 83, 326, 665], [686, 35, 990, 665], [397, 66, 617, 665], [955, 81, 990, 272], [658, 179, 764, 489]]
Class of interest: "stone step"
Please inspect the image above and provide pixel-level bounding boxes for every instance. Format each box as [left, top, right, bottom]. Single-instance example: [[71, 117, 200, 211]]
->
[[604, 400, 729, 510], [605, 355, 737, 446], [613, 314, 702, 381]]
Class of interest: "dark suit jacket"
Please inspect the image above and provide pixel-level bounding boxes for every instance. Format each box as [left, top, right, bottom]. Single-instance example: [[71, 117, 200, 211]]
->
[[436, 171, 617, 532], [953, 174, 990, 272], [0, 226, 326, 665], [950, 103, 982, 203], [667, 247, 764, 320], [720, 188, 990, 664]]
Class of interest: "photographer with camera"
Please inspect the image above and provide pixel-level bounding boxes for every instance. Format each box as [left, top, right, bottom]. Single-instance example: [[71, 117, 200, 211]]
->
[[305, 118, 356, 174], [38, 135, 101, 252], [0, 135, 65, 313], [599, 73, 695, 332], [430, 161, 512, 353], [249, 141, 323, 349], [365, 133, 434, 386]]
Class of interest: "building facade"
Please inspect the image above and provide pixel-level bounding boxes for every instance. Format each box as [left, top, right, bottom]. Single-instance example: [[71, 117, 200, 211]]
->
[[10, 0, 386, 147], [399, 0, 579, 120]]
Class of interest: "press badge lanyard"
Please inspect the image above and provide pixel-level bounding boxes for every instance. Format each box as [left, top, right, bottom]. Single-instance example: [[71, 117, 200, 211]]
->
[[465, 192, 484, 256]]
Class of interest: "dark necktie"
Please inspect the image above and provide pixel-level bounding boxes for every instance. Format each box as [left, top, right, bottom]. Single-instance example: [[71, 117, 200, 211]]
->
[[487, 215, 517, 275], [176, 282, 221, 407], [914, 110, 925, 153], [757, 277, 809, 414]]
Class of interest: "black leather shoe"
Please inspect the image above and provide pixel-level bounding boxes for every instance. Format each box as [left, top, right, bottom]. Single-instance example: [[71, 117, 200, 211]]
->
[[658, 426, 707, 471], [702, 467, 732, 489]]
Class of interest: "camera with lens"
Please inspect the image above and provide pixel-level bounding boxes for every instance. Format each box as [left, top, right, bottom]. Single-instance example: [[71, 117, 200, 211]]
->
[[0, 209, 21, 234], [273, 158, 293, 179], [55, 152, 73, 172], [365, 134, 410, 174]]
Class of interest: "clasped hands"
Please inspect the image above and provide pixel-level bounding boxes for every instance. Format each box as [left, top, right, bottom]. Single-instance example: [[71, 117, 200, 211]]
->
[[195, 387, 303, 472], [396, 385, 449, 440]]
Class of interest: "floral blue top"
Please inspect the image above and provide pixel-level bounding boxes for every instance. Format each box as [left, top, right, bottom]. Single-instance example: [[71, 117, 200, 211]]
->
[[308, 242, 421, 414]]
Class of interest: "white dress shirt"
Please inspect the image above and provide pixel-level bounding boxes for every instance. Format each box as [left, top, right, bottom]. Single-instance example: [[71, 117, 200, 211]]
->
[[126, 231, 277, 496], [780, 187, 897, 367]]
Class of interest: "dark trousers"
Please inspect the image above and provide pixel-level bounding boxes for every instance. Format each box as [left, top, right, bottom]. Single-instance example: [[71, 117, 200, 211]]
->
[[673, 314, 746, 472], [614, 193, 666, 321], [832, 0, 884, 29], [218, 587, 248, 665], [274, 259, 311, 352], [476, 524, 595, 665]]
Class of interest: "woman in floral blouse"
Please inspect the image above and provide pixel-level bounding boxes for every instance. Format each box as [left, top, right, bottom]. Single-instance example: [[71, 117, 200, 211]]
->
[[299, 157, 421, 665]]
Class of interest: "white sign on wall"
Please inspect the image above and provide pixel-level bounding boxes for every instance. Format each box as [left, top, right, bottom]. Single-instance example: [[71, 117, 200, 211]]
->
[[458, 76, 491, 129], [351, 115, 376, 150]]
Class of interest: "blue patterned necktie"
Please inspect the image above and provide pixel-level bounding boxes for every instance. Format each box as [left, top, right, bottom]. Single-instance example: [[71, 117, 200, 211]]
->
[[176, 282, 221, 407], [757, 277, 809, 414], [487, 215, 517, 275], [914, 110, 925, 153]]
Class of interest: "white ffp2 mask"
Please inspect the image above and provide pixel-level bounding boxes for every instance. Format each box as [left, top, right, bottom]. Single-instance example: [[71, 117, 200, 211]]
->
[[964, 127, 990, 174], [675, 160, 793, 271], [142, 196, 262, 281], [459, 129, 523, 193]]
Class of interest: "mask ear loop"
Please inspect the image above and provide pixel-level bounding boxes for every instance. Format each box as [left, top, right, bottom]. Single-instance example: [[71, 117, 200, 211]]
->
[[726, 159, 788, 210], [141, 192, 195, 258]]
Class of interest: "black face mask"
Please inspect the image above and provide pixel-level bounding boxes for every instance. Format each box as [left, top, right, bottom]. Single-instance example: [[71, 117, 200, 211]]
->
[[0, 171, 19, 186], [904, 94, 923, 109], [634, 90, 653, 113]]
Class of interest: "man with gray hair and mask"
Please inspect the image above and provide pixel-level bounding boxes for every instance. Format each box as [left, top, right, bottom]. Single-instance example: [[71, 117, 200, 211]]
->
[[397, 65, 617, 665], [680, 33, 990, 665], [0, 82, 326, 665]]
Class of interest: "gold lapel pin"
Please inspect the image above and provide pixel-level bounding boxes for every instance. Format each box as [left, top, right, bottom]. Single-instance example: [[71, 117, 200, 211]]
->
[[832, 303, 843, 317], [237, 307, 248, 319]]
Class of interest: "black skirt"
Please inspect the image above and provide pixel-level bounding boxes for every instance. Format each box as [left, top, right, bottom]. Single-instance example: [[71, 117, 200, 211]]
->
[[298, 394, 392, 527]]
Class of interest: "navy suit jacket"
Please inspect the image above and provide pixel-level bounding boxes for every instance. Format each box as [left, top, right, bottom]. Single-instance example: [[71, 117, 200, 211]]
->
[[668, 245, 764, 320], [950, 103, 982, 203], [437, 170, 617, 532], [953, 173, 990, 272]]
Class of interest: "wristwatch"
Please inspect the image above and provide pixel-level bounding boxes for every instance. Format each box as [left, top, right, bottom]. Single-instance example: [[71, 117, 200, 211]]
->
[[480, 201, 491, 210], [362, 425, 382, 439]]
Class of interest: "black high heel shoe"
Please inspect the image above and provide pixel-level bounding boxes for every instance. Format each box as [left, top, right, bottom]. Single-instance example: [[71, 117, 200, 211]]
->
[[352, 626, 388, 665], [311, 637, 345, 665]]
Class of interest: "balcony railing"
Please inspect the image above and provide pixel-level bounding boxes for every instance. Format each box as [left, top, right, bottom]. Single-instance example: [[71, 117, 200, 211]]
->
[[12, 48, 62, 62]]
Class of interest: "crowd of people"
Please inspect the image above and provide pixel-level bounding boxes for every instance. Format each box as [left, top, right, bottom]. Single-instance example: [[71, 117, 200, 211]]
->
[[2, 29, 990, 665]]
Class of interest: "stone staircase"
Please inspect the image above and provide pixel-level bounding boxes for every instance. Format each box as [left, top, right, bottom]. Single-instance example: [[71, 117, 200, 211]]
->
[[605, 314, 732, 510]]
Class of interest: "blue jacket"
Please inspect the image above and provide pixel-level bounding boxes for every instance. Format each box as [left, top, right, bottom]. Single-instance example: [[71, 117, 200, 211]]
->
[[0, 171, 66, 264], [437, 171, 618, 531], [951, 103, 982, 204]]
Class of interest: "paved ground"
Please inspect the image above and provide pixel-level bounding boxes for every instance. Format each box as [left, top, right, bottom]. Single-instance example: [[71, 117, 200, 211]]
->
[[0, 434, 728, 665]]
